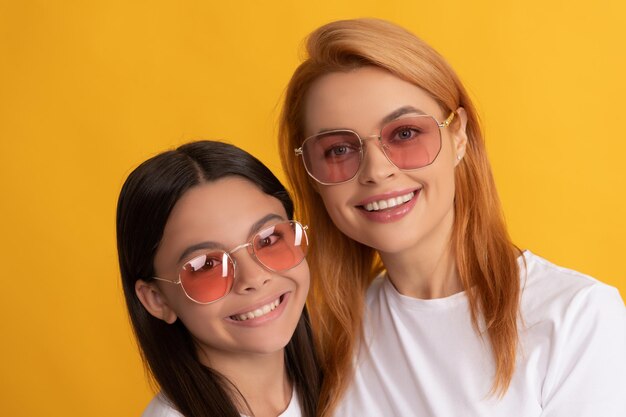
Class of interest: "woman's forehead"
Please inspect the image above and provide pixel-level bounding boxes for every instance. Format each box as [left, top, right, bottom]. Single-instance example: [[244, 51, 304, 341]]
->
[[304, 67, 439, 134]]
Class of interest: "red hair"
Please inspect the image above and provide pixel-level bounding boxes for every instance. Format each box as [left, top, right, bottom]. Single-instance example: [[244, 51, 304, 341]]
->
[[278, 18, 521, 416]]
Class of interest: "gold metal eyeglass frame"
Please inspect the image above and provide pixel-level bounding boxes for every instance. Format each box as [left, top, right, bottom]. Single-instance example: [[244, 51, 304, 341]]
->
[[151, 220, 309, 304], [294, 111, 456, 185]]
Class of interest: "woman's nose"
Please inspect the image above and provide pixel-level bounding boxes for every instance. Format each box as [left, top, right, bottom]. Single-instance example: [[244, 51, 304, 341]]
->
[[357, 137, 397, 184]]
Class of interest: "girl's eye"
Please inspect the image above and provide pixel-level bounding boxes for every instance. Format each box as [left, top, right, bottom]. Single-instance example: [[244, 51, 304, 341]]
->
[[202, 258, 219, 270], [258, 233, 281, 248], [185, 254, 223, 273]]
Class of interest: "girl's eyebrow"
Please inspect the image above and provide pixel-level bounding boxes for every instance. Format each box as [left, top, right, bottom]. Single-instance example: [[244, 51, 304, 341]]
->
[[177, 241, 221, 263], [247, 213, 286, 237], [176, 213, 285, 263]]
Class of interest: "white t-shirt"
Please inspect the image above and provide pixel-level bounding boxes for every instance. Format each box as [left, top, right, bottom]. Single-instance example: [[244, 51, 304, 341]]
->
[[141, 388, 302, 417], [334, 251, 626, 416]]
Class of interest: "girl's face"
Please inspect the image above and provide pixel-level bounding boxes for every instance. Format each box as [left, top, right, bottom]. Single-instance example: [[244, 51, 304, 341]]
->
[[303, 66, 467, 257], [142, 177, 309, 363]]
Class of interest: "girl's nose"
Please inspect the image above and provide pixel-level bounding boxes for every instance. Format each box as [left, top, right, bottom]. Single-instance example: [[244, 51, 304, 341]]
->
[[231, 251, 272, 294]]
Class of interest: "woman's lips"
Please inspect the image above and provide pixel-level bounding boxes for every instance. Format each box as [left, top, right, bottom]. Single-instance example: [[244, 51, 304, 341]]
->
[[356, 189, 420, 223], [360, 190, 416, 212]]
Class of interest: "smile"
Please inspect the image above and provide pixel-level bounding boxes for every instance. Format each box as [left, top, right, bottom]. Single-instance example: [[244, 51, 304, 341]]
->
[[230, 295, 283, 321], [362, 191, 415, 212]]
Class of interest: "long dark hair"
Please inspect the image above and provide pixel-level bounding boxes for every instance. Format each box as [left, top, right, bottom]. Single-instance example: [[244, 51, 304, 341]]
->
[[117, 140, 320, 417]]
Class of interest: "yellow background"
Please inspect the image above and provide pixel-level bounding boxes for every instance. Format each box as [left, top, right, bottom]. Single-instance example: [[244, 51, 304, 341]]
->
[[1, 1, 624, 415]]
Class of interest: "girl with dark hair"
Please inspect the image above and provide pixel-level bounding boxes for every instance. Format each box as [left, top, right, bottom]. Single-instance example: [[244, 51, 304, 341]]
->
[[278, 18, 626, 417], [117, 140, 320, 417]]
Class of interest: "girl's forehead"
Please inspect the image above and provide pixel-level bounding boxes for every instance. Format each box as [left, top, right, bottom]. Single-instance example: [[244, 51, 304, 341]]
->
[[156, 178, 287, 265]]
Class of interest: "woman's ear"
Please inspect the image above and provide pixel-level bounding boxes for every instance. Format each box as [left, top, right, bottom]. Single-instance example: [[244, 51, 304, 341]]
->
[[135, 280, 178, 324], [452, 107, 469, 166]]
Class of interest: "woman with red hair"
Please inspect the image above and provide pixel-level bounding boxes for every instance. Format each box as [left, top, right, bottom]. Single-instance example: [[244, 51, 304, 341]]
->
[[278, 18, 626, 417]]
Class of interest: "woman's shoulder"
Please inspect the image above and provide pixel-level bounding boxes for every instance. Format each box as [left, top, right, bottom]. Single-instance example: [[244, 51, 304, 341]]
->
[[141, 393, 183, 417], [520, 250, 624, 322], [520, 252, 626, 415]]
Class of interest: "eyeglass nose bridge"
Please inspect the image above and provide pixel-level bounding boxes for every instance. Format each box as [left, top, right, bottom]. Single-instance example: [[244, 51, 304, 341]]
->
[[225, 242, 255, 275], [360, 133, 391, 151], [357, 133, 396, 172], [228, 241, 253, 255]]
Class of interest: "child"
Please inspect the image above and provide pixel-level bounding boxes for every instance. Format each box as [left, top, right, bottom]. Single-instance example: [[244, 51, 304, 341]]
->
[[117, 140, 320, 417]]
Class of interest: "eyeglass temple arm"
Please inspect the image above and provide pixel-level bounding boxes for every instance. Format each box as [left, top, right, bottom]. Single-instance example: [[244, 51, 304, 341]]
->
[[152, 276, 181, 284], [440, 111, 456, 127]]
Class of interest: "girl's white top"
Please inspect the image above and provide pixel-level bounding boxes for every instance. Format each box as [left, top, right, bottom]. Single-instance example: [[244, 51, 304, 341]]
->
[[141, 388, 302, 417], [334, 251, 626, 416]]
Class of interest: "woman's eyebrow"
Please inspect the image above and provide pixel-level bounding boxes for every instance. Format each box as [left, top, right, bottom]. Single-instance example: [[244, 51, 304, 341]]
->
[[380, 106, 425, 125], [315, 105, 425, 134]]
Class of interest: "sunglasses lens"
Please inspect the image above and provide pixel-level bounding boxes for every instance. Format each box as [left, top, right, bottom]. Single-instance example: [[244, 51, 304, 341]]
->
[[302, 131, 361, 183], [380, 116, 442, 169], [253, 222, 308, 271], [180, 253, 234, 303], [301, 116, 442, 184]]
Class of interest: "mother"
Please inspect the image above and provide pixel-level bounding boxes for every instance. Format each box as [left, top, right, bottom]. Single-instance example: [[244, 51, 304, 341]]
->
[[278, 18, 625, 416]]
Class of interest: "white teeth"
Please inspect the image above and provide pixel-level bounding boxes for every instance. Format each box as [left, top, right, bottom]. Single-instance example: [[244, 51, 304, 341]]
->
[[364, 191, 415, 212], [232, 297, 281, 321]]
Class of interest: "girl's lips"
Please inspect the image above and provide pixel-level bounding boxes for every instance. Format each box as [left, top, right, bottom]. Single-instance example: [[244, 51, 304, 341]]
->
[[228, 292, 286, 317], [225, 292, 291, 327]]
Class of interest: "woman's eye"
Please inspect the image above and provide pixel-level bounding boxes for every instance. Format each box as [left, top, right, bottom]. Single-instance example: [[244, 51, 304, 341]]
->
[[315, 132, 360, 160], [324, 143, 358, 158], [331, 146, 348, 155], [395, 128, 418, 141]]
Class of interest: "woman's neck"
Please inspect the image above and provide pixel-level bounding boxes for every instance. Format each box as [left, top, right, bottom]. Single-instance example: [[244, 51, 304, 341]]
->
[[379, 212, 462, 299], [199, 348, 292, 417]]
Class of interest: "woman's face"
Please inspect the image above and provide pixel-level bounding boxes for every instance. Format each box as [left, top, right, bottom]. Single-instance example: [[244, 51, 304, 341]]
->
[[145, 176, 309, 363], [303, 66, 467, 257]]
